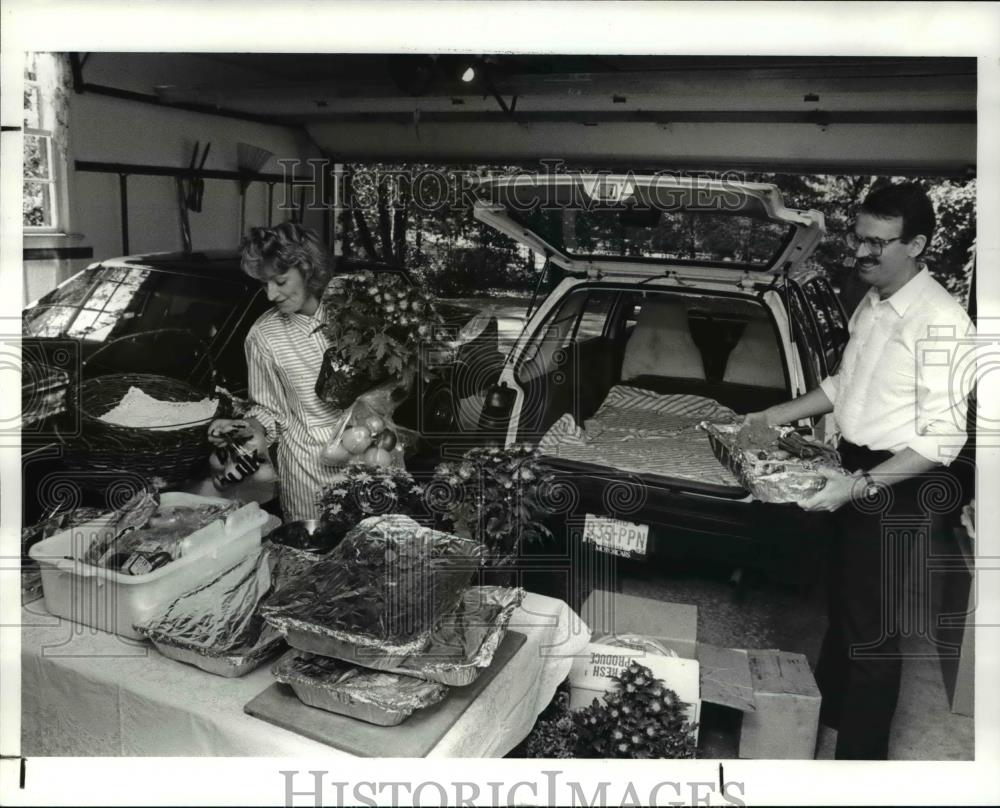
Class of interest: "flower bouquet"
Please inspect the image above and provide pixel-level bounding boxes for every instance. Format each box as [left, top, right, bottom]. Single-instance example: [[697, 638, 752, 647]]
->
[[315, 272, 446, 409]]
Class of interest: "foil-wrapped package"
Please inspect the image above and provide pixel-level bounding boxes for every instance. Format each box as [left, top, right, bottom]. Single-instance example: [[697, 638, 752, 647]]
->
[[272, 650, 447, 726], [389, 586, 525, 686], [260, 514, 483, 667], [135, 548, 284, 676], [701, 421, 847, 503]]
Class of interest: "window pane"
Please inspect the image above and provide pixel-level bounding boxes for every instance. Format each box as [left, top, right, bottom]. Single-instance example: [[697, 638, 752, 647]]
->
[[24, 86, 41, 130], [22, 305, 77, 337], [24, 53, 38, 82], [23, 181, 51, 227], [575, 290, 616, 338], [66, 308, 119, 339], [24, 135, 50, 179], [519, 207, 793, 268], [31, 269, 101, 309]]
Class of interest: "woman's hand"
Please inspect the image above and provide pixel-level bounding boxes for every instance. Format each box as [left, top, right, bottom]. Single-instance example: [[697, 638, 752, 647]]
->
[[207, 418, 267, 453]]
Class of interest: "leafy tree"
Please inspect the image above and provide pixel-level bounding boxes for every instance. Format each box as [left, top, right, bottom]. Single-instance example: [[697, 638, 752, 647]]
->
[[339, 163, 976, 310]]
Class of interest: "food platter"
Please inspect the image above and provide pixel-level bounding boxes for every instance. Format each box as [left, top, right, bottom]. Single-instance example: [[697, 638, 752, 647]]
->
[[701, 422, 848, 503]]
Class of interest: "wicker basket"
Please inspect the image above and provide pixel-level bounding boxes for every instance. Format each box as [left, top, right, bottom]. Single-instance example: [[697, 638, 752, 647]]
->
[[61, 330, 226, 489]]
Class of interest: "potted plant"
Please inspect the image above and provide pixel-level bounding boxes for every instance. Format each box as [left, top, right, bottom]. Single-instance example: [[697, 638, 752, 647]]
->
[[431, 445, 555, 575], [315, 272, 447, 409], [516, 662, 698, 759], [316, 464, 428, 541]]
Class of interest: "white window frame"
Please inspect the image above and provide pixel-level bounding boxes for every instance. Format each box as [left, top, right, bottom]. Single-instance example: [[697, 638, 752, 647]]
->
[[23, 53, 70, 236]]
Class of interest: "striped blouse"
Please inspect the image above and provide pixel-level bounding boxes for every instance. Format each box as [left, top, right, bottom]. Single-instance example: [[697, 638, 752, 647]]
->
[[244, 300, 347, 521]]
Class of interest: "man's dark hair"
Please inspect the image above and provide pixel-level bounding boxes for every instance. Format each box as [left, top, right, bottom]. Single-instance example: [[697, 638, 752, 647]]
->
[[860, 182, 936, 253]]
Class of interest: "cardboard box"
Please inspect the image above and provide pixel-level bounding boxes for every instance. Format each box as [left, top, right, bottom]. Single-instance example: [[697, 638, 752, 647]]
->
[[738, 650, 821, 759], [579, 589, 698, 659], [696, 644, 756, 713], [569, 641, 701, 734], [576, 588, 823, 759]]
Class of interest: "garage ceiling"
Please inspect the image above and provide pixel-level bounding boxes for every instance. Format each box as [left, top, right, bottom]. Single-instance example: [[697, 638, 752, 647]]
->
[[75, 54, 977, 174]]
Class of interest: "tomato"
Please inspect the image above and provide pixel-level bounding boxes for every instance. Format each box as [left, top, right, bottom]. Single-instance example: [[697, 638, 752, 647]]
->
[[341, 426, 372, 454], [363, 415, 386, 434], [320, 441, 352, 465], [362, 447, 394, 466], [376, 429, 398, 451]]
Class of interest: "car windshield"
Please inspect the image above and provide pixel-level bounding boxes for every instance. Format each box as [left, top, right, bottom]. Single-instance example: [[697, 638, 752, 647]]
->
[[23, 265, 248, 345], [513, 206, 794, 268]]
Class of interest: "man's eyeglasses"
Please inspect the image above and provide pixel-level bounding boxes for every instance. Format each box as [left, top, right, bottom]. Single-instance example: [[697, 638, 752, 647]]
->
[[845, 232, 904, 257]]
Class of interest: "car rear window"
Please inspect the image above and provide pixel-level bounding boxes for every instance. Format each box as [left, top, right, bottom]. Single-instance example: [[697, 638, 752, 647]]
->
[[510, 206, 794, 269], [23, 266, 248, 346]]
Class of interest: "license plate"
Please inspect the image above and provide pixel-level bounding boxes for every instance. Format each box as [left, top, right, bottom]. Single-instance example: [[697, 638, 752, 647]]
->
[[582, 514, 649, 557]]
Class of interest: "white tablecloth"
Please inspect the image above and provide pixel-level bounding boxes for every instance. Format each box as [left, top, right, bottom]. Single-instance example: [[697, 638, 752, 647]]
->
[[20, 593, 589, 757]]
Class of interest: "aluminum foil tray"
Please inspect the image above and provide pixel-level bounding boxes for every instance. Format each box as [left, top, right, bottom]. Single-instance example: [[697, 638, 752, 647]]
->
[[700, 422, 840, 503], [387, 586, 525, 686], [151, 632, 285, 678], [272, 650, 447, 726], [261, 515, 483, 665], [281, 627, 418, 671]]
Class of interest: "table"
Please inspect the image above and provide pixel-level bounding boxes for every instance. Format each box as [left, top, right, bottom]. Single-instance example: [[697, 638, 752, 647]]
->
[[19, 592, 589, 757]]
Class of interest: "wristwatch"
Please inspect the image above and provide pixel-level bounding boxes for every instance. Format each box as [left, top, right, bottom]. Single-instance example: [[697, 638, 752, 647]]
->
[[859, 470, 882, 498]]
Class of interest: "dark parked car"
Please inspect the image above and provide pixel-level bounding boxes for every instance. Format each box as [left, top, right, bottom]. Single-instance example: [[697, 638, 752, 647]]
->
[[430, 174, 852, 596], [20, 250, 481, 525]]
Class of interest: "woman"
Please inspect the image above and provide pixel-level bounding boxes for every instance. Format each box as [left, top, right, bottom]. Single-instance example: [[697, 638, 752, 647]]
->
[[208, 222, 344, 522]]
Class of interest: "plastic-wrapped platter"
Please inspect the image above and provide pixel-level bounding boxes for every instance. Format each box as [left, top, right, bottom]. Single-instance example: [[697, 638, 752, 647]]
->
[[272, 650, 447, 726]]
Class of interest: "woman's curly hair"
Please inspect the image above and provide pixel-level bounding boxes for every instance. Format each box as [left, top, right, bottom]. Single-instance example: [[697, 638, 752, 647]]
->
[[240, 222, 332, 296]]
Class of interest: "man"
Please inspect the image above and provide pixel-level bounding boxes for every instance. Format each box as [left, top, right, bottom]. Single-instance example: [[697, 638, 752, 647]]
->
[[746, 183, 975, 759]]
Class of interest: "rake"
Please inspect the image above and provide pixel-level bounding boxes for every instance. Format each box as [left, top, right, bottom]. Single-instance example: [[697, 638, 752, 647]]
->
[[237, 142, 273, 239]]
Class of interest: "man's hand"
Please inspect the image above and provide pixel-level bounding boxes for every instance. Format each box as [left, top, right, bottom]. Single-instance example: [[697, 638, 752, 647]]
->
[[798, 468, 861, 512], [744, 410, 773, 427]]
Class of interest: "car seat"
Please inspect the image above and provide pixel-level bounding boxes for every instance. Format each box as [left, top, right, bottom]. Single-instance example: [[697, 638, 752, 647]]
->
[[621, 299, 706, 381], [722, 317, 785, 387]]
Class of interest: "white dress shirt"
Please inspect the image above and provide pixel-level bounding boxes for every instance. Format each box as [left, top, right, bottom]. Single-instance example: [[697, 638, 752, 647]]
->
[[819, 267, 975, 465]]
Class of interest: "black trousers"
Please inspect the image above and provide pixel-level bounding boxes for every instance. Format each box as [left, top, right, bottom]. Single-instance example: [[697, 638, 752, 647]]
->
[[814, 440, 948, 760]]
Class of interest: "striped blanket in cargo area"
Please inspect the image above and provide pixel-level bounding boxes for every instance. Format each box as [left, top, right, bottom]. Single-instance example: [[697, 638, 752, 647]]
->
[[538, 385, 742, 487]]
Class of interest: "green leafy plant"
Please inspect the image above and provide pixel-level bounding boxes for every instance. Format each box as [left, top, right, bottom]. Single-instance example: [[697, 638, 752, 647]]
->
[[317, 464, 428, 539], [517, 661, 698, 759], [319, 272, 447, 392], [431, 445, 554, 564]]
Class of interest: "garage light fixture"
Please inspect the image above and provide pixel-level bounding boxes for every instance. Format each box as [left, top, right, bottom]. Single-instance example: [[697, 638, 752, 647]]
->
[[461, 66, 476, 83]]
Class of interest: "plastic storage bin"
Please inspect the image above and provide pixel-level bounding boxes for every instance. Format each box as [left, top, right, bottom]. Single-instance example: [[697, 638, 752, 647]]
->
[[28, 493, 269, 640]]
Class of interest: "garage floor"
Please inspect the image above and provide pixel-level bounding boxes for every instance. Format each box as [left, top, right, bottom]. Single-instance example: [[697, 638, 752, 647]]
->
[[621, 560, 974, 760]]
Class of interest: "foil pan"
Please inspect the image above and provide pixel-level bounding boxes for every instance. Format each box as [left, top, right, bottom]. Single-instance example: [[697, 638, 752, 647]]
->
[[150, 631, 285, 677], [261, 514, 482, 662], [135, 547, 274, 655], [387, 586, 525, 686], [272, 650, 447, 726], [700, 422, 841, 503]]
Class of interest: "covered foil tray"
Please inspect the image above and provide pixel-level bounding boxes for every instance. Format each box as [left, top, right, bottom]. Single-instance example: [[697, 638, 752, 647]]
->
[[280, 627, 416, 670], [272, 650, 447, 726], [388, 586, 525, 686], [150, 632, 285, 678], [261, 515, 483, 665], [700, 421, 842, 503]]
